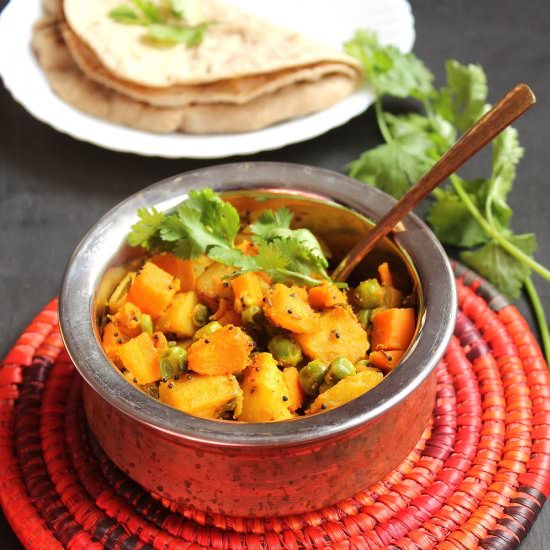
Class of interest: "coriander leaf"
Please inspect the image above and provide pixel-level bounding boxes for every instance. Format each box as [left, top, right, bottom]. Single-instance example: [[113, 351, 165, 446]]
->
[[185, 189, 240, 245], [485, 127, 523, 229], [127, 207, 166, 247], [207, 247, 257, 271], [250, 208, 293, 239], [461, 233, 537, 299], [169, 0, 187, 18], [132, 0, 161, 22], [427, 181, 489, 247], [384, 112, 456, 156], [434, 60, 488, 131], [147, 22, 207, 46], [170, 206, 232, 258], [127, 189, 239, 258], [250, 208, 328, 275], [254, 242, 324, 285], [344, 30, 434, 100], [348, 132, 435, 198], [109, 5, 144, 24]]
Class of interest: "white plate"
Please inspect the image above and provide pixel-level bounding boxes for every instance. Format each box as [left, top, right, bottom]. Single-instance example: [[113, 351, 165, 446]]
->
[[0, 0, 415, 158]]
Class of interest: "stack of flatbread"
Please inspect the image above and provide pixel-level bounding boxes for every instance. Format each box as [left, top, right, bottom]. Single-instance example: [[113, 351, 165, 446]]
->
[[32, 0, 362, 134]]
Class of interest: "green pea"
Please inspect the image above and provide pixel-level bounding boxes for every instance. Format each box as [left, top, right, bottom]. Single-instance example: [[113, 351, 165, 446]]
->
[[299, 359, 328, 396], [160, 346, 187, 380], [268, 335, 303, 367], [355, 279, 385, 309], [192, 304, 210, 328], [194, 321, 223, 341], [356, 309, 372, 329], [325, 357, 356, 386], [140, 313, 153, 335], [241, 305, 264, 328]]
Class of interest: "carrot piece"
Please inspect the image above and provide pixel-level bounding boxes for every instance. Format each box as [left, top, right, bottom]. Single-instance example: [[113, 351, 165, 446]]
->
[[111, 301, 142, 337], [282, 367, 304, 413], [368, 350, 405, 371], [263, 284, 318, 333], [371, 308, 415, 351], [150, 253, 195, 292], [102, 322, 128, 362], [378, 262, 394, 288], [118, 332, 161, 384], [296, 306, 369, 364], [126, 261, 180, 319], [187, 325, 253, 376], [308, 283, 347, 309], [231, 272, 265, 313]]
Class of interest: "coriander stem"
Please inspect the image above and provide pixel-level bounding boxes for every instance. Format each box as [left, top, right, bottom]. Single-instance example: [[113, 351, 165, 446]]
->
[[274, 269, 323, 286], [524, 276, 550, 364], [375, 99, 393, 143], [451, 175, 550, 282]]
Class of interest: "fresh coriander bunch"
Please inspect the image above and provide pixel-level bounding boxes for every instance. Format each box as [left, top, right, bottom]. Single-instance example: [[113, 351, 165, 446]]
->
[[345, 30, 550, 361], [109, 0, 210, 46], [128, 189, 331, 286]]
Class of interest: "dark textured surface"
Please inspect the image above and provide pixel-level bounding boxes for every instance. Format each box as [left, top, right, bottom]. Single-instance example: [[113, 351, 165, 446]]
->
[[0, 0, 549, 548]]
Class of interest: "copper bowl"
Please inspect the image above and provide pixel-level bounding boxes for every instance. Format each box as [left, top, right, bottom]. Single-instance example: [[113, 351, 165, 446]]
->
[[59, 162, 456, 517]]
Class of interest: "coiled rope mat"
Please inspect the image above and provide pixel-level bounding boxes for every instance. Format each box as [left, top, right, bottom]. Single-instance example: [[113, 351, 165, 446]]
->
[[1, 264, 550, 550]]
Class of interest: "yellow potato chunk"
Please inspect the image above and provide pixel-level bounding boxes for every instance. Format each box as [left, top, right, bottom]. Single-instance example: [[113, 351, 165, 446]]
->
[[296, 306, 369, 364], [159, 374, 243, 420], [155, 291, 200, 338], [238, 353, 293, 422], [263, 284, 318, 333], [307, 369, 384, 414], [282, 367, 304, 413]]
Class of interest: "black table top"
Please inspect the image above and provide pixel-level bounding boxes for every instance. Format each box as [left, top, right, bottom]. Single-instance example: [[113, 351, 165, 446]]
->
[[1, 1, 550, 548]]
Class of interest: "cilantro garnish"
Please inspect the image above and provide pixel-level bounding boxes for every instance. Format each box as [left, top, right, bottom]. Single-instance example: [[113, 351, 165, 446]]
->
[[109, 0, 210, 47], [128, 189, 331, 286], [345, 30, 550, 362]]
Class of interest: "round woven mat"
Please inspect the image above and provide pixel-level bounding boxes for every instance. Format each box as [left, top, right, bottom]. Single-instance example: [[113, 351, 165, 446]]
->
[[1, 265, 550, 550]]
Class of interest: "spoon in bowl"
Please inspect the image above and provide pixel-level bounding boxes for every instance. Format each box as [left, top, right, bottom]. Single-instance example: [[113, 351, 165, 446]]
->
[[332, 83, 536, 282]]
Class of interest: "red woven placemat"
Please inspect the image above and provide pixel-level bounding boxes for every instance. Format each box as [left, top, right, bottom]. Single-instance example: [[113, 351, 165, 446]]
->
[[1, 264, 550, 549]]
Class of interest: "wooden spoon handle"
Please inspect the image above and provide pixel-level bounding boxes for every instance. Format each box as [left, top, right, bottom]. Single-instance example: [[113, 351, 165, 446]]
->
[[332, 83, 536, 282]]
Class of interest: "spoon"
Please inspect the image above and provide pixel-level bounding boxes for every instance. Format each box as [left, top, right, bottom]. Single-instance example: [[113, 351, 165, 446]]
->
[[332, 83, 536, 282]]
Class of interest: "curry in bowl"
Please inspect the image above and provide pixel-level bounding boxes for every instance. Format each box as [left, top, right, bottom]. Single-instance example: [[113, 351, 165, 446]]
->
[[99, 189, 417, 421]]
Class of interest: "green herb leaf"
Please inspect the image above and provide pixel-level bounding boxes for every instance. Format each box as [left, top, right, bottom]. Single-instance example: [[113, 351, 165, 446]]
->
[[461, 233, 537, 299], [249, 208, 293, 239], [132, 0, 161, 22], [434, 60, 488, 132], [109, 0, 208, 47], [485, 127, 524, 229], [427, 180, 489, 247], [147, 22, 207, 46], [348, 132, 435, 198], [169, 0, 187, 17], [344, 30, 434, 100], [127, 190, 331, 286], [109, 5, 145, 24], [127, 207, 166, 248]]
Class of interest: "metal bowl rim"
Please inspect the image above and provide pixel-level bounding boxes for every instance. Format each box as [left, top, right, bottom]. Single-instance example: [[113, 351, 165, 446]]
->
[[59, 161, 456, 448]]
